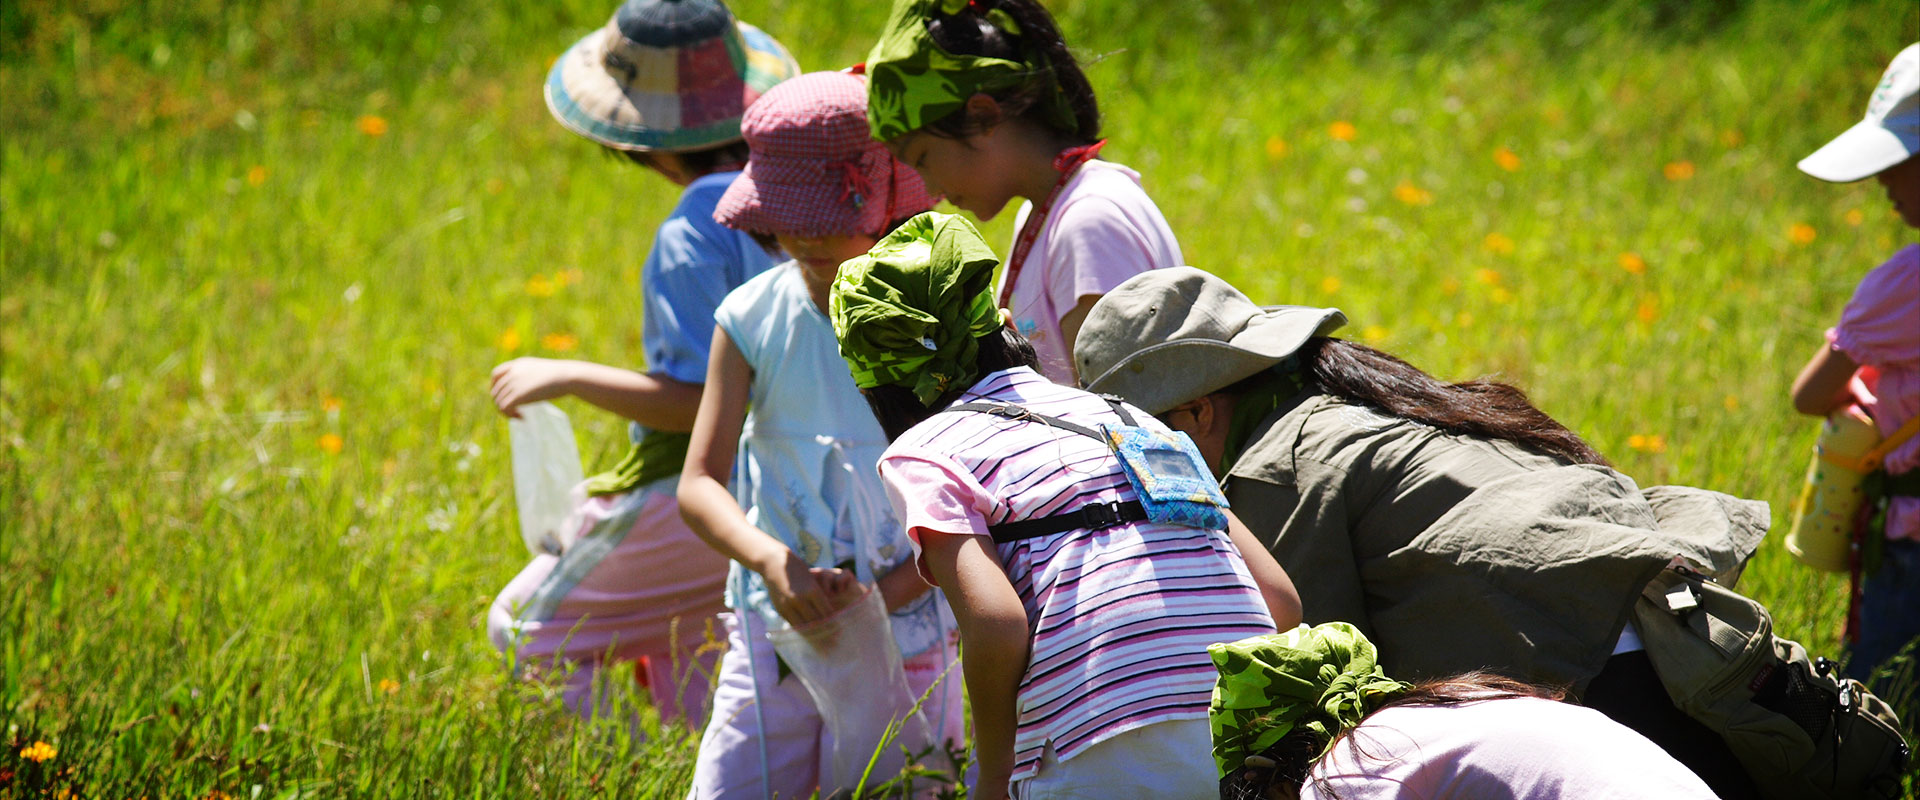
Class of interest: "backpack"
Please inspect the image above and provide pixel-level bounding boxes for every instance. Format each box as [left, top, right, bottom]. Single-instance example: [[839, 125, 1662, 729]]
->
[[1632, 563, 1910, 799]]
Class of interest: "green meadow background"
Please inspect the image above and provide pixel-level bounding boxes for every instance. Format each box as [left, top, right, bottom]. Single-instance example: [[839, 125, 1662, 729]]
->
[[4, 0, 1918, 794]]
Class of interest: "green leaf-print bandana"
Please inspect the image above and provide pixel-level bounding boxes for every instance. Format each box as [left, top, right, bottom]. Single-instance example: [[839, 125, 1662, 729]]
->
[[864, 0, 1078, 141], [1207, 622, 1412, 778], [829, 211, 1004, 405]]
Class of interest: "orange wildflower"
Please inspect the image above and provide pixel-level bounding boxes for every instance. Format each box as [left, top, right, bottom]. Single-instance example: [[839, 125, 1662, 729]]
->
[[1662, 161, 1695, 181], [1618, 252, 1647, 275], [1788, 223, 1817, 245], [498, 328, 523, 351], [1636, 295, 1660, 323], [1328, 121, 1357, 142], [378, 678, 400, 695], [1627, 434, 1668, 453], [1493, 147, 1521, 172], [357, 115, 389, 137], [246, 165, 268, 186], [1440, 276, 1461, 296], [321, 395, 343, 413], [19, 741, 55, 762], [1482, 233, 1515, 256], [1264, 135, 1289, 160], [318, 433, 344, 454], [1474, 268, 1502, 285], [1724, 395, 1740, 412], [542, 333, 579, 352], [1392, 181, 1433, 206]]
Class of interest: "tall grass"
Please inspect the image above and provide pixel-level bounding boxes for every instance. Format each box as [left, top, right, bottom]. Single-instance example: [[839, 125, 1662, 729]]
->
[[4, 0, 1917, 794]]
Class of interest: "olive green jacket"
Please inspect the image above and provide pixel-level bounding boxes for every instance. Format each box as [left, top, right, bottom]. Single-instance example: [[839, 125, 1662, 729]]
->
[[1227, 392, 1768, 694]]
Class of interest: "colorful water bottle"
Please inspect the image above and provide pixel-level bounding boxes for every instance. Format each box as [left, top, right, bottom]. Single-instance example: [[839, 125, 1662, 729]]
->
[[1785, 408, 1881, 572]]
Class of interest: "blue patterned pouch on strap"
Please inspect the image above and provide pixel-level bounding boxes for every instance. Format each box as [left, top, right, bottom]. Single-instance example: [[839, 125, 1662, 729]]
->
[[1101, 418, 1230, 531]]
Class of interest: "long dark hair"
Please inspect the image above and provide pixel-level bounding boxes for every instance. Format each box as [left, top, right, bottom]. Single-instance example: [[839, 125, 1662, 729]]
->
[[921, 0, 1100, 143], [1223, 672, 1564, 800], [862, 326, 1040, 441], [1277, 338, 1608, 467]]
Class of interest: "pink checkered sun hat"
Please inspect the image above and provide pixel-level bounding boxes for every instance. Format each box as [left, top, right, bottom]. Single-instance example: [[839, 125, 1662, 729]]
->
[[714, 71, 940, 238]]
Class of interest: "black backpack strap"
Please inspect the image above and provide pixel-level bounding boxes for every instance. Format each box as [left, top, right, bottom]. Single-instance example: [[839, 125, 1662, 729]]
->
[[988, 500, 1147, 542], [1096, 394, 1140, 427], [945, 402, 1107, 442], [941, 401, 1145, 542]]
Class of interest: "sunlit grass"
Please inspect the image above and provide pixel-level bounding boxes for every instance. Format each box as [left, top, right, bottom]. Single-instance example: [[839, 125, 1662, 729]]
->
[[4, 0, 1917, 794]]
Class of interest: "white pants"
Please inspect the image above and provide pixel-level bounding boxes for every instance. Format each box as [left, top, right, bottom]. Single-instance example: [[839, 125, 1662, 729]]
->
[[1010, 718, 1217, 800], [689, 612, 965, 799]]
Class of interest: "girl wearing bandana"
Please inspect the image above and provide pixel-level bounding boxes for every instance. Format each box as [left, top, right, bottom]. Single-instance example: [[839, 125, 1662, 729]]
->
[[864, 0, 1181, 384], [833, 212, 1299, 799]]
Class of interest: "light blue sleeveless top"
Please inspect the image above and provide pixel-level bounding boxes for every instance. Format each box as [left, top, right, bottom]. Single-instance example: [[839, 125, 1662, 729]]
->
[[713, 262, 950, 658]]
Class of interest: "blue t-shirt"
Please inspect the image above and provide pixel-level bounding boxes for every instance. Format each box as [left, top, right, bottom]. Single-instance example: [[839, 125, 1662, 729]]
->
[[628, 171, 778, 450], [641, 171, 777, 385]]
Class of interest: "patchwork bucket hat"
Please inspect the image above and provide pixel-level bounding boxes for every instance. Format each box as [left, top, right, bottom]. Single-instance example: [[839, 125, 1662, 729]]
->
[[1800, 43, 1919, 182], [545, 0, 801, 152], [1075, 268, 1347, 415], [714, 72, 940, 237]]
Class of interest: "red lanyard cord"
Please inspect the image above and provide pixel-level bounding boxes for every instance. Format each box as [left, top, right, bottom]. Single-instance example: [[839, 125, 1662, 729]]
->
[[998, 139, 1108, 308]]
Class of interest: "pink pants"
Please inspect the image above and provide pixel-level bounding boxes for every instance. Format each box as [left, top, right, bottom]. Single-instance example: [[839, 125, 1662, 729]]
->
[[689, 612, 966, 799], [488, 477, 730, 725]]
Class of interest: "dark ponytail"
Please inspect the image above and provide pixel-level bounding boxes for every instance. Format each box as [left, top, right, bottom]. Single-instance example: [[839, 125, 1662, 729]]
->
[[922, 0, 1100, 143], [861, 326, 1040, 441], [1295, 338, 1608, 467]]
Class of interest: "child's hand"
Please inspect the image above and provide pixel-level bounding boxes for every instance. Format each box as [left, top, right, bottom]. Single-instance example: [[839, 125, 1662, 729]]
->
[[759, 549, 852, 626], [489, 358, 578, 417]]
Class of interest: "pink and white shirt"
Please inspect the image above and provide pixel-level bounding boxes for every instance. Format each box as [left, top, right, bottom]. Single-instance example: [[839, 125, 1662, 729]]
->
[[876, 367, 1274, 781], [1831, 244, 1920, 540], [1003, 161, 1182, 383]]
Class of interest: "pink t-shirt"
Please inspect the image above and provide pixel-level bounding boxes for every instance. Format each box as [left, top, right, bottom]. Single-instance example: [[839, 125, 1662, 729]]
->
[[1304, 697, 1718, 800], [1829, 244, 1920, 540], [1003, 161, 1182, 384]]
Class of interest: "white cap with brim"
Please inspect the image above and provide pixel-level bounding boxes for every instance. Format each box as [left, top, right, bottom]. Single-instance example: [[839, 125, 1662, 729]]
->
[[1799, 43, 1920, 183]]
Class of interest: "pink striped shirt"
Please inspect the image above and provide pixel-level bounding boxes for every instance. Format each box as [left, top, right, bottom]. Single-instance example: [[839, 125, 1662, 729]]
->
[[877, 367, 1275, 780]]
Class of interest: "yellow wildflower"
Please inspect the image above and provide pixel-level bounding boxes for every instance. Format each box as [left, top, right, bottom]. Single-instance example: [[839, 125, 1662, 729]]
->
[[357, 115, 389, 137], [1392, 181, 1433, 206], [1328, 121, 1357, 142], [1264, 135, 1289, 160], [1724, 395, 1739, 411], [1788, 223, 1817, 245], [1362, 325, 1389, 341], [378, 678, 400, 696], [542, 333, 579, 352], [498, 328, 522, 351], [1490, 287, 1514, 305], [246, 165, 268, 186], [1493, 147, 1521, 172], [1618, 252, 1647, 275], [1320, 276, 1341, 294], [1474, 268, 1502, 286], [318, 433, 344, 455], [1455, 311, 1474, 328], [525, 274, 556, 297], [321, 395, 343, 413], [19, 741, 56, 762], [1440, 276, 1461, 296], [1482, 233, 1515, 256], [1663, 161, 1695, 181]]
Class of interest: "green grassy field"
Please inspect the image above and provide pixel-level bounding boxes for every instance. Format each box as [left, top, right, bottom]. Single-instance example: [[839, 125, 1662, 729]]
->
[[4, 0, 1918, 795]]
